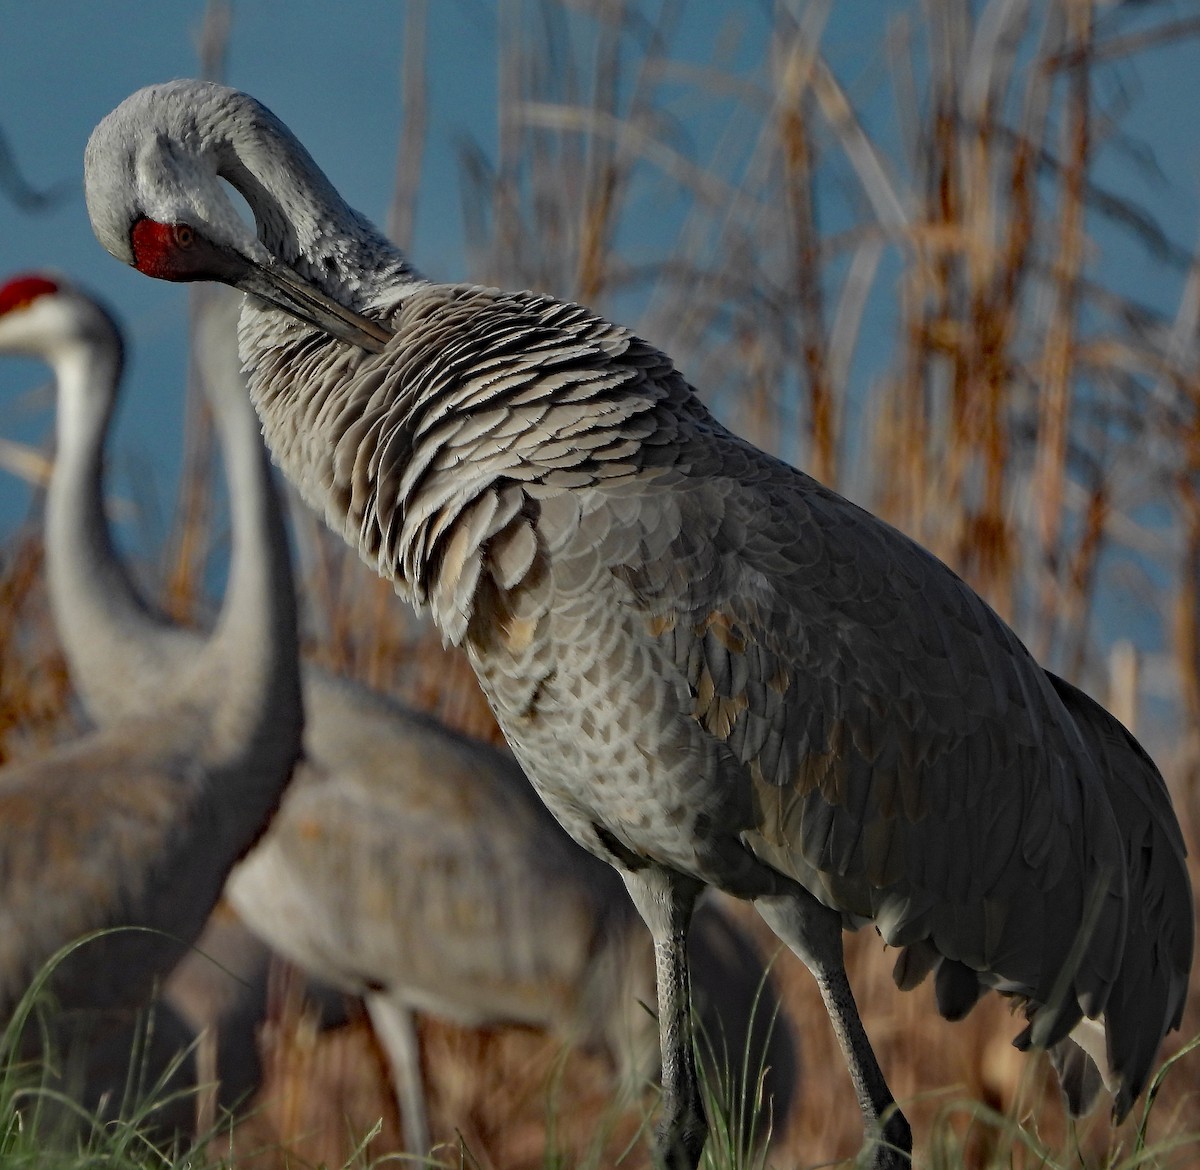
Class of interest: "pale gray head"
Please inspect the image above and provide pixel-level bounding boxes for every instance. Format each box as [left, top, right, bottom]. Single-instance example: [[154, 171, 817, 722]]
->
[[84, 79, 395, 354], [0, 273, 122, 371]]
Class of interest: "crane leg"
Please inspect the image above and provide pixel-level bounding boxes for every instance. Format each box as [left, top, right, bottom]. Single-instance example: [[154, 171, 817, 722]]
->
[[364, 994, 431, 1157], [756, 892, 912, 1169], [621, 865, 707, 1170]]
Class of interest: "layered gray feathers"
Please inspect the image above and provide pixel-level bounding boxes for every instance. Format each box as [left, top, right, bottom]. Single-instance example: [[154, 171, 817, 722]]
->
[[241, 277, 1187, 1111]]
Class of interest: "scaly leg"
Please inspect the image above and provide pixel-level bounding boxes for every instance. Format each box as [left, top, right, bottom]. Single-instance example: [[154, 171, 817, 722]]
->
[[621, 865, 707, 1170], [756, 891, 912, 1169]]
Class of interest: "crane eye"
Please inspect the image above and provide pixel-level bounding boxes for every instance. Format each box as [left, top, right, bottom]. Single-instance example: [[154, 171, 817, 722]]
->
[[175, 224, 195, 249]]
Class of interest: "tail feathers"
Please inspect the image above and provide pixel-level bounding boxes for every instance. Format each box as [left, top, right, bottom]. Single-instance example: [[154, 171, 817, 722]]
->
[[1012, 996, 1085, 1054], [934, 957, 985, 1021], [890, 942, 987, 1022], [1048, 1035, 1105, 1116], [1044, 672, 1193, 1121], [891, 939, 938, 992], [889, 670, 1191, 1124], [894, 939, 1120, 1117]]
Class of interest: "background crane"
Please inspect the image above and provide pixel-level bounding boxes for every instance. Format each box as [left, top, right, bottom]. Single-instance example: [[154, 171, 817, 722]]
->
[[0, 271, 304, 1134], [0, 271, 794, 1157]]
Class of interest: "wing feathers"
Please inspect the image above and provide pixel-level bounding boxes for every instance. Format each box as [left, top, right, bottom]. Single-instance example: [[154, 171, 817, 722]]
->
[[273, 280, 1188, 1122]]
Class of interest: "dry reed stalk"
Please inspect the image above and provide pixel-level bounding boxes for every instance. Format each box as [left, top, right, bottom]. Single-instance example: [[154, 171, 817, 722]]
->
[[947, 2, 1019, 613], [959, 0, 1047, 617], [776, 16, 836, 485], [879, 0, 958, 548], [876, 0, 1032, 608], [574, 0, 620, 304], [1107, 638, 1139, 733], [1031, 0, 1092, 661], [358, 572, 411, 694], [1174, 476, 1200, 764], [289, 508, 351, 672], [386, 0, 428, 251], [1164, 255, 1200, 767], [1047, 13, 1200, 69], [1061, 472, 1109, 678]]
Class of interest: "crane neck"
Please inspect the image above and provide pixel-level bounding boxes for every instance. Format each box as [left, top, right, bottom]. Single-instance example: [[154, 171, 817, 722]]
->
[[46, 339, 181, 724], [52, 342, 121, 455], [208, 94, 417, 310], [194, 352, 303, 764]]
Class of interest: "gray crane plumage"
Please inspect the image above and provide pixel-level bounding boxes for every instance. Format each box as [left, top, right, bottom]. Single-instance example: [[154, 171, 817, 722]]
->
[[83, 80, 1194, 1170], [225, 681, 794, 1142], [0, 273, 303, 1033], [3, 272, 792, 1155]]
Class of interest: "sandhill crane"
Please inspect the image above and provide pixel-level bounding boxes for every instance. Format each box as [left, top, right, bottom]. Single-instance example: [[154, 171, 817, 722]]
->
[[0, 274, 303, 1095], [0, 271, 793, 1155], [84, 80, 1194, 1170]]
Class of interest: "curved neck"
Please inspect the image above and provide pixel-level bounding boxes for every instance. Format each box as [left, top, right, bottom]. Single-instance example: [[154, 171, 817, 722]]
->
[[210, 94, 416, 307], [192, 353, 302, 759], [207, 378, 297, 649], [46, 342, 184, 724], [45, 323, 300, 750]]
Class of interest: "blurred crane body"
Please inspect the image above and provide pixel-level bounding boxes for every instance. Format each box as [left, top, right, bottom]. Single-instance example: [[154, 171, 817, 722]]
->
[[84, 81, 1194, 1170], [0, 273, 303, 1059], [1, 273, 790, 1155], [226, 676, 794, 1147]]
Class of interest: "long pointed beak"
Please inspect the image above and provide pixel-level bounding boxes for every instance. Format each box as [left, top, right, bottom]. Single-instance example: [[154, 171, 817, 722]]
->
[[237, 258, 394, 354]]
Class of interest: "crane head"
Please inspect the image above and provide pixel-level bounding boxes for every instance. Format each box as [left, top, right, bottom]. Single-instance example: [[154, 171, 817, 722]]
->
[[124, 217, 391, 354], [0, 273, 121, 364], [0, 274, 62, 334], [84, 81, 392, 355]]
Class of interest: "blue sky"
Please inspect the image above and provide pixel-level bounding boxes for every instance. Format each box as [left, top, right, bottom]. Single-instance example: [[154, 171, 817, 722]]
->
[[2, 3, 453, 535], [2, 0, 1199, 673]]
